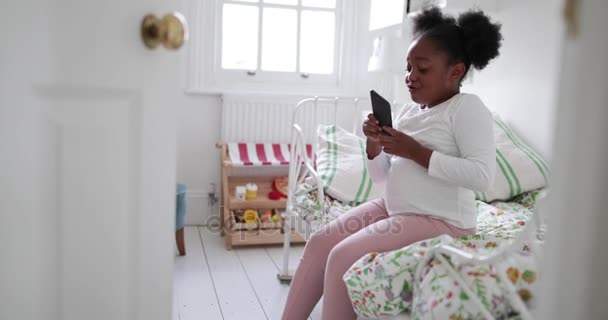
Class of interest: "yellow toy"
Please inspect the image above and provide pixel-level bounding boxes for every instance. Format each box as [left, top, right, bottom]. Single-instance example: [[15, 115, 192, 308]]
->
[[243, 209, 258, 224], [271, 212, 280, 222], [245, 183, 258, 200]]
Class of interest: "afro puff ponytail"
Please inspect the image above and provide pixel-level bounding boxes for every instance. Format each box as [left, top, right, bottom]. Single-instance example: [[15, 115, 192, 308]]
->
[[411, 7, 503, 73], [458, 9, 502, 70]]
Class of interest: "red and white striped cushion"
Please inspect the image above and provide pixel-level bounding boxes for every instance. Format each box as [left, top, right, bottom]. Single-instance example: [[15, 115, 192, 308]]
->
[[227, 143, 313, 166]]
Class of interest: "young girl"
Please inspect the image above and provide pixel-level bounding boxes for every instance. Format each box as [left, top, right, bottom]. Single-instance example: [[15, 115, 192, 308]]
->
[[282, 7, 502, 320]]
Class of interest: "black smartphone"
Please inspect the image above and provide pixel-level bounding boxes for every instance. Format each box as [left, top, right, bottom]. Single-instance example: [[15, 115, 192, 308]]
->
[[370, 90, 392, 131]]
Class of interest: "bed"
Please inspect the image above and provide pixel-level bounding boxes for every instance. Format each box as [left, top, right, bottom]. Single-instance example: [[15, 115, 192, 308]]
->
[[279, 97, 549, 319]]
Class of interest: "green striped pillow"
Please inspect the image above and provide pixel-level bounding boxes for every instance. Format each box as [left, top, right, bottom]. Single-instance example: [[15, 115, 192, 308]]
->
[[475, 114, 550, 202], [316, 125, 384, 205]]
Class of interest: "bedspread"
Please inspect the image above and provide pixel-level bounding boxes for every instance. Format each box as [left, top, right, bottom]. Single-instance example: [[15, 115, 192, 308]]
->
[[292, 181, 542, 318], [344, 192, 541, 319]]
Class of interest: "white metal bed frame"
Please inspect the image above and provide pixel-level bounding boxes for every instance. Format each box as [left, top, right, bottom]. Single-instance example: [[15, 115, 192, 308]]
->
[[278, 96, 371, 282], [277, 96, 546, 319]]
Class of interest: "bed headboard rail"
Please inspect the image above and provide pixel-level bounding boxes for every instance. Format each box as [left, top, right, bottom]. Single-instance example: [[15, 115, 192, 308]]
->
[[220, 94, 376, 144]]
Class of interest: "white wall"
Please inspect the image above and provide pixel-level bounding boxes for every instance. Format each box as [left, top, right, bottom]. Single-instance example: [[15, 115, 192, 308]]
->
[[176, 95, 222, 225], [174, 0, 222, 226], [463, 0, 563, 162]]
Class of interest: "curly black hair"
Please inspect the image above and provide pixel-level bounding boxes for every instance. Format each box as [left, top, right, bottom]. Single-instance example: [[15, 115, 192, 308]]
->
[[411, 7, 503, 76]]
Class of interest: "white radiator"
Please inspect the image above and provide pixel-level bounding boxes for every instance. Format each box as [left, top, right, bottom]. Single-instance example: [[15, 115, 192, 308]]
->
[[220, 94, 371, 144]]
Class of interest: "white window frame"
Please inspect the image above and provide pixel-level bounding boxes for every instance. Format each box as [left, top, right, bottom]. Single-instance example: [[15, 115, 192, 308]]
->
[[184, 0, 360, 96]]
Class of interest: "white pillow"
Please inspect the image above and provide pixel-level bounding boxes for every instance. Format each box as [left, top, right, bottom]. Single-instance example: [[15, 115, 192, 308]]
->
[[476, 114, 550, 202], [316, 125, 384, 204]]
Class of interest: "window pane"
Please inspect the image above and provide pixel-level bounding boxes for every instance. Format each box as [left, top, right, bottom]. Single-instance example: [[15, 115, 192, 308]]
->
[[369, 0, 404, 30], [261, 8, 297, 72], [222, 4, 259, 70], [263, 0, 297, 5], [300, 10, 335, 74], [302, 0, 336, 9]]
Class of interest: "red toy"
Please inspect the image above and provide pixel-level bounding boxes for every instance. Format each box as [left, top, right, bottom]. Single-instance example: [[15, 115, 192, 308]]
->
[[268, 176, 288, 200]]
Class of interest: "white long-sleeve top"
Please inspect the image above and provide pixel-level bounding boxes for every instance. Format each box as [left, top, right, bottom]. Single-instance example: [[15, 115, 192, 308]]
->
[[367, 93, 496, 229]]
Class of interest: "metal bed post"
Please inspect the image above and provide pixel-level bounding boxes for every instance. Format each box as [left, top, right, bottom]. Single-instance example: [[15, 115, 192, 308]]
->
[[279, 98, 312, 283], [278, 96, 371, 284]]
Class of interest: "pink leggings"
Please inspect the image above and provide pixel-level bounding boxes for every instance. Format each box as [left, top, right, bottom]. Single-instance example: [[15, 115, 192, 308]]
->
[[281, 198, 474, 320]]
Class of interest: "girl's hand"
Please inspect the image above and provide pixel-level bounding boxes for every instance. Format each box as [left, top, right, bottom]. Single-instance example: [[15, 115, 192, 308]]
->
[[362, 113, 382, 142], [363, 113, 383, 158], [378, 127, 420, 158]]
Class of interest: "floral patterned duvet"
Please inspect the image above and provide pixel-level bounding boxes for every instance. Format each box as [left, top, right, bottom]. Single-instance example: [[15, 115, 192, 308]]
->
[[292, 182, 542, 319], [291, 180, 353, 237]]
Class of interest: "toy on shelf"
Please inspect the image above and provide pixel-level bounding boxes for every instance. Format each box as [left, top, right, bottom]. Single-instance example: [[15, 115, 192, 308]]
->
[[245, 183, 258, 200], [235, 186, 246, 200], [268, 176, 289, 200], [243, 209, 258, 223], [259, 209, 273, 222], [271, 211, 280, 222], [234, 209, 245, 223]]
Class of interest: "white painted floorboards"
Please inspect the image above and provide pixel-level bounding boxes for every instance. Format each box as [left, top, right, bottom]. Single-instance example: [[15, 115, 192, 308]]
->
[[172, 227, 320, 320]]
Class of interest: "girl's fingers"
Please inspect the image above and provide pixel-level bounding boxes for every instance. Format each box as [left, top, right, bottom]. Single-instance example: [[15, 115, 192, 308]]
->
[[363, 123, 380, 135], [379, 140, 392, 148], [363, 126, 381, 142], [382, 127, 399, 136], [364, 120, 380, 129], [378, 135, 392, 144], [367, 113, 379, 123]]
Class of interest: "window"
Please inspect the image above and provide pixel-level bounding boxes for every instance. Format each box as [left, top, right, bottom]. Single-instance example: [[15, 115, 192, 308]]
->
[[221, 0, 338, 75], [187, 0, 358, 95]]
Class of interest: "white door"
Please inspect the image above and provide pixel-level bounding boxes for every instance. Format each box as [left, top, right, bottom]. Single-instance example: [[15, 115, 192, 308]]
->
[[0, 1, 183, 319], [537, 0, 608, 319]]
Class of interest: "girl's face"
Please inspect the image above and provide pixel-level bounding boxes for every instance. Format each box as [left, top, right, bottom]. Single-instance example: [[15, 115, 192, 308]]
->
[[405, 37, 464, 107]]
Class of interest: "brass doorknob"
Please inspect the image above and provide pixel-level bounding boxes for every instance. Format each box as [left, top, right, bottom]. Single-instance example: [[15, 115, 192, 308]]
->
[[141, 12, 188, 50]]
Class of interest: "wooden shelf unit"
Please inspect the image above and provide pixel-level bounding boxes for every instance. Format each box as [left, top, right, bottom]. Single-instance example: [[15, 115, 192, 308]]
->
[[228, 177, 287, 209], [217, 144, 305, 250]]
